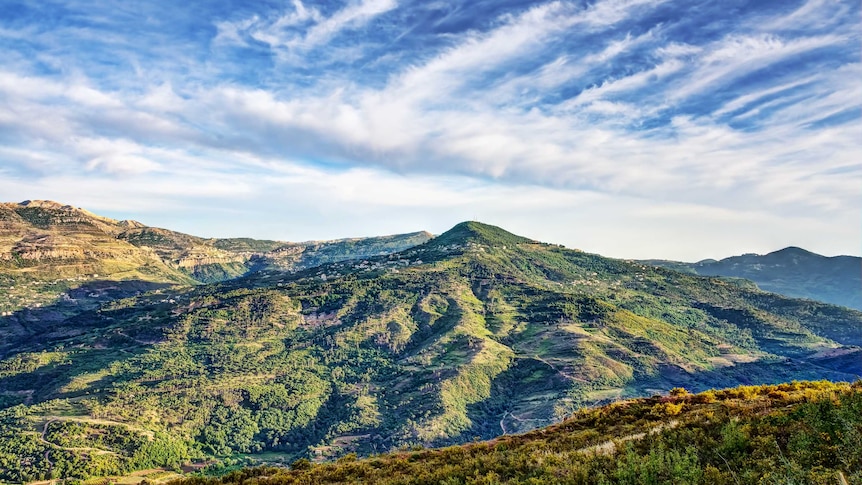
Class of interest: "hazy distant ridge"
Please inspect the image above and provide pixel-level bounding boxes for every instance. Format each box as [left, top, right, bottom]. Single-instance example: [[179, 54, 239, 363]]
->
[[644, 247, 862, 310]]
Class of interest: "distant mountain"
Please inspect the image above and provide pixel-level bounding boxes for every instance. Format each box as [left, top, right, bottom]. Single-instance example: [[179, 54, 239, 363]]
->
[[644, 247, 862, 310], [2, 219, 861, 482], [0, 200, 431, 315], [1, 200, 198, 319], [117, 224, 432, 283]]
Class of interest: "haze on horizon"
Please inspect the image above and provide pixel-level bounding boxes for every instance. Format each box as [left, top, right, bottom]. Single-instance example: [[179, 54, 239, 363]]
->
[[0, 0, 859, 261]]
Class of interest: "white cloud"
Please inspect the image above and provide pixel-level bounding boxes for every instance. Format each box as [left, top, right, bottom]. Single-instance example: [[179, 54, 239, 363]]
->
[[559, 59, 684, 109], [759, 0, 853, 32], [711, 76, 818, 117], [669, 33, 843, 102], [0, 0, 859, 259], [487, 28, 661, 104], [300, 0, 396, 48], [390, 2, 574, 101], [84, 153, 161, 175], [579, 0, 669, 28], [655, 42, 701, 59], [214, 16, 261, 46], [215, 0, 396, 53]]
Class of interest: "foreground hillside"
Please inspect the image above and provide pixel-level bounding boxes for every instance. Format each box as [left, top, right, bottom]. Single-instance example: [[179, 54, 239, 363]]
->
[[2, 221, 861, 482], [646, 247, 862, 311], [171, 381, 862, 485]]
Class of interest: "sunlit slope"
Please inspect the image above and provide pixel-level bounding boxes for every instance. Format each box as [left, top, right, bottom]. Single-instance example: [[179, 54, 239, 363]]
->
[[170, 381, 862, 485], [0, 200, 193, 284]]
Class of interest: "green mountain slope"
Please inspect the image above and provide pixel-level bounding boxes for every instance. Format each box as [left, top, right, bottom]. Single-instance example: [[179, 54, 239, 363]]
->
[[644, 247, 862, 311], [170, 381, 862, 485], [1, 221, 861, 483]]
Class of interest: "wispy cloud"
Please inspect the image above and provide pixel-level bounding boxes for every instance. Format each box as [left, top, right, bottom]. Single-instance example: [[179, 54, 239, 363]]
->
[[668, 33, 844, 102], [216, 0, 397, 54], [0, 0, 858, 258]]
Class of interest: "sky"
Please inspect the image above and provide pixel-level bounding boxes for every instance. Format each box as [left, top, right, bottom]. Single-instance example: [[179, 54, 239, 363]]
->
[[0, 0, 859, 261]]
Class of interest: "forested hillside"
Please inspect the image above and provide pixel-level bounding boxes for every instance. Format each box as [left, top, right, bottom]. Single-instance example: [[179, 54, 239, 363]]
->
[[2, 221, 861, 483]]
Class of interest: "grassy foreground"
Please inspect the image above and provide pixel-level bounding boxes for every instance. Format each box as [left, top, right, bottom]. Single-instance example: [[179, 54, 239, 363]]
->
[[170, 380, 862, 485]]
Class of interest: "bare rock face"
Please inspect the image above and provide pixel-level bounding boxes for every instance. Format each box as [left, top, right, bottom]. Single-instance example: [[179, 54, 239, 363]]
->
[[8, 234, 87, 261], [176, 254, 250, 268]]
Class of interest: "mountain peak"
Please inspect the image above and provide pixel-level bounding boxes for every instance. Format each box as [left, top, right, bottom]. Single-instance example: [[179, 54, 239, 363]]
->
[[17, 199, 73, 210], [769, 246, 817, 258], [118, 219, 147, 228], [429, 221, 532, 248]]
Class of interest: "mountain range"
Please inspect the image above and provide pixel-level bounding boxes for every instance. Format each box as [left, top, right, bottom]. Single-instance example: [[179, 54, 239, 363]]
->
[[644, 247, 862, 311], [1, 200, 431, 283], [0, 201, 860, 483], [1, 200, 429, 317]]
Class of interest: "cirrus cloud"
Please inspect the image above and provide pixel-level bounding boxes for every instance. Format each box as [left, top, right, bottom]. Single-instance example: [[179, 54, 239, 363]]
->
[[0, 0, 858, 259]]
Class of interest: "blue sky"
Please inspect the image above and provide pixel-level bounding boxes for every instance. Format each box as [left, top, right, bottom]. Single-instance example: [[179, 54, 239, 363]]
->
[[0, 0, 859, 260]]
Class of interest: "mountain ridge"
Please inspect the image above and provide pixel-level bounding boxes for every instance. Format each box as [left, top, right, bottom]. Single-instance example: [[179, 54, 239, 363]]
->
[[0, 199, 433, 302], [645, 246, 862, 310], [2, 204, 861, 483]]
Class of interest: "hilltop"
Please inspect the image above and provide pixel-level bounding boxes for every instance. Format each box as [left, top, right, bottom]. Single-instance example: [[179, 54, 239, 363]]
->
[[0, 200, 194, 284], [424, 221, 533, 249], [645, 247, 862, 310], [1, 214, 861, 482]]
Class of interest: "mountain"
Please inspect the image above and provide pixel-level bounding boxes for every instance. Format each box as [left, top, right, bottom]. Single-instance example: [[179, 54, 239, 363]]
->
[[644, 247, 862, 310], [170, 381, 862, 485], [0, 200, 194, 283], [426, 220, 534, 248], [1, 200, 198, 324], [2, 217, 861, 483], [0, 200, 431, 315], [117, 225, 432, 284]]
